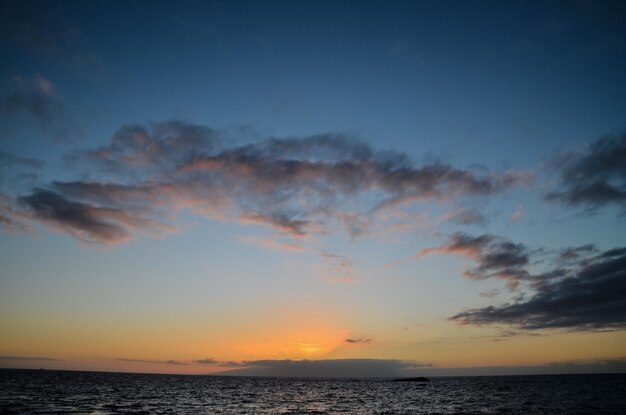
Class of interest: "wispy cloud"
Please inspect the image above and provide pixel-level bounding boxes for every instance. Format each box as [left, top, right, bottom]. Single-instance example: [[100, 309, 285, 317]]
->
[[319, 250, 358, 284], [6, 121, 528, 244], [447, 207, 487, 226], [1, 75, 62, 127], [479, 289, 500, 298], [238, 235, 305, 252], [546, 134, 626, 213], [0, 355, 61, 362], [0, 151, 44, 170], [510, 205, 524, 222], [0, 194, 31, 233], [117, 358, 189, 366]]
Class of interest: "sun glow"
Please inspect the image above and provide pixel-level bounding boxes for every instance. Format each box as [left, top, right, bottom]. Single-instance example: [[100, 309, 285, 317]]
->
[[236, 327, 348, 360], [299, 342, 321, 355]]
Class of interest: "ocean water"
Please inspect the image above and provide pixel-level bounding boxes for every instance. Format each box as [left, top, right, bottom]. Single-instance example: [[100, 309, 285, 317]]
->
[[1, 369, 625, 414]]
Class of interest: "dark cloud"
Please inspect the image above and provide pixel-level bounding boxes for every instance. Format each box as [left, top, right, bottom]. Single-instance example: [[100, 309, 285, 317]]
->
[[216, 359, 429, 378], [558, 244, 597, 264], [194, 358, 219, 365], [192, 358, 246, 367], [345, 338, 371, 344], [215, 357, 626, 377], [417, 233, 531, 289], [9, 121, 527, 243], [542, 359, 626, 374], [18, 189, 129, 244], [546, 134, 626, 213], [450, 246, 626, 330], [17, 189, 173, 244], [117, 358, 189, 366], [403, 358, 626, 377], [420, 233, 626, 332]]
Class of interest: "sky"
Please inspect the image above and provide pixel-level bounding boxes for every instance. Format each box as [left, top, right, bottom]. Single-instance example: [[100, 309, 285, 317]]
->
[[0, 0, 625, 377]]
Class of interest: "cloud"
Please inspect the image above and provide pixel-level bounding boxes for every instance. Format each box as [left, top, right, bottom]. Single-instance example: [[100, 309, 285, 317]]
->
[[0, 194, 31, 233], [0, 151, 44, 169], [404, 358, 626, 377], [479, 289, 500, 298], [510, 205, 523, 222], [7, 121, 527, 244], [1, 75, 62, 127], [0, 355, 60, 361], [416, 233, 531, 289], [193, 358, 219, 365], [546, 134, 626, 213], [448, 208, 487, 226], [320, 250, 358, 284], [191, 358, 245, 367], [420, 234, 626, 332], [239, 213, 309, 237], [0, 151, 44, 190], [542, 358, 626, 374], [216, 358, 429, 378], [214, 357, 626, 377], [450, 246, 626, 330], [117, 358, 189, 366], [238, 235, 305, 252], [558, 244, 597, 263], [76, 121, 220, 176], [0, 75, 85, 142], [18, 189, 174, 244], [345, 338, 371, 344]]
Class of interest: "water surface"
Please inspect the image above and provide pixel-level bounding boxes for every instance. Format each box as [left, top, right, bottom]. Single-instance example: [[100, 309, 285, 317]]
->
[[1, 369, 625, 414]]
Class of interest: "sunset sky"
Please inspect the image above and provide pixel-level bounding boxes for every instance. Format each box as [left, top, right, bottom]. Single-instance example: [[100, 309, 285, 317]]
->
[[1, 0, 625, 377]]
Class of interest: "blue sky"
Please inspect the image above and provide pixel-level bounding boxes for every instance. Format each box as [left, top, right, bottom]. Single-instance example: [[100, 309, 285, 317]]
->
[[0, 0, 625, 376]]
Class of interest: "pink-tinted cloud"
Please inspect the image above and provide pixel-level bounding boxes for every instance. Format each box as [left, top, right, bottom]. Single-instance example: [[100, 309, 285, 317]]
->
[[7, 121, 529, 244], [319, 250, 359, 284], [511, 205, 524, 222], [238, 235, 305, 252]]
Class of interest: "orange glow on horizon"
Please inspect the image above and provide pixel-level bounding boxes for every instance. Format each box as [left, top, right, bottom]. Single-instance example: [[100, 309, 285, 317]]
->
[[236, 327, 348, 360]]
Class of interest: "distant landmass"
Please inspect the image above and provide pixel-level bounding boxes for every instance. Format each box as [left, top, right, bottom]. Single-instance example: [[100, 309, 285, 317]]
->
[[392, 377, 430, 382]]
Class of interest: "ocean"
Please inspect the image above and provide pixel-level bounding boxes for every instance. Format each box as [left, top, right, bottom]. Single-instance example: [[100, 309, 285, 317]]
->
[[1, 369, 625, 414]]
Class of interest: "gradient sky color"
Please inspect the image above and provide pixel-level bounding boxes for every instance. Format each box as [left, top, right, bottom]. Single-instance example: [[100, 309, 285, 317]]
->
[[1, 0, 625, 377]]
